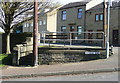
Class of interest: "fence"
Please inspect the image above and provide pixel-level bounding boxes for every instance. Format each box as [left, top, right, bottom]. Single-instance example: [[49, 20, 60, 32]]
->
[[39, 31, 104, 47]]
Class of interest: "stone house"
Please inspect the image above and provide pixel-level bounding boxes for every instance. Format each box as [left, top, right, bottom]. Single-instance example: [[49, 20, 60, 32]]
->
[[22, 8, 59, 33], [57, 1, 120, 46], [21, 1, 120, 46], [85, 2, 120, 46], [22, 13, 47, 33], [22, 8, 59, 41], [57, 2, 88, 44]]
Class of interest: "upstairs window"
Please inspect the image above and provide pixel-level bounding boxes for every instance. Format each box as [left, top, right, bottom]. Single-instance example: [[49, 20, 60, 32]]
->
[[31, 22, 33, 26], [62, 11, 66, 20], [27, 23, 29, 27], [100, 14, 103, 21], [78, 8, 82, 19], [95, 14, 99, 21], [95, 13, 103, 21], [43, 20, 46, 25], [39, 21, 42, 25], [24, 23, 27, 27]]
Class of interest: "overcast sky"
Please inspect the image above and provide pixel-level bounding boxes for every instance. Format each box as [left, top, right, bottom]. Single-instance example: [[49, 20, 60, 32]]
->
[[57, 0, 83, 4], [56, 0, 118, 5], [55, 0, 91, 5]]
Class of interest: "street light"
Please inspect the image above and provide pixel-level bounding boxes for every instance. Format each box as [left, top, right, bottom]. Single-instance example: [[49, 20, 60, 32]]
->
[[106, 0, 111, 58], [33, 0, 38, 66]]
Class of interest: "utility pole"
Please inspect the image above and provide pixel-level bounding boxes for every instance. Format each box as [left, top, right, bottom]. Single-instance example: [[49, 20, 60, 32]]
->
[[103, 0, 107, 48], [33, 0, 38, 66]]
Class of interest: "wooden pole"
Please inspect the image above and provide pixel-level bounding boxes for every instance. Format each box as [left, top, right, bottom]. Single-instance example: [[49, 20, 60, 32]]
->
[[103, 0, 107, 48], [33, 0, 38, 66]]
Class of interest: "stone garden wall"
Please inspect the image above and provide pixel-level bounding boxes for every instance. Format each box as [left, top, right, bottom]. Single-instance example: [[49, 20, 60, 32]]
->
[[38, 48, 107, 65], [2, 33, 33, 53]]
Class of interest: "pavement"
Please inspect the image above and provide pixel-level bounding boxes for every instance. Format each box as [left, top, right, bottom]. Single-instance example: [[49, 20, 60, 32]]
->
[[1, 47, 119, 80]]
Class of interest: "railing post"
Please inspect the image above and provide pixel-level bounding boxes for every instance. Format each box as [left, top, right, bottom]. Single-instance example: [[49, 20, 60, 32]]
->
[[106, 42, 109, 58], [102, 32, 105, 48], [111, 45, 114, 54], [70, 32, 72, 47], [43, 32, 45, 45]]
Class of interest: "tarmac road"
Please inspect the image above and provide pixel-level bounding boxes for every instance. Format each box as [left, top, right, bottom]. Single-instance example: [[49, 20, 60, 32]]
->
[[3, 72, 118, 81]]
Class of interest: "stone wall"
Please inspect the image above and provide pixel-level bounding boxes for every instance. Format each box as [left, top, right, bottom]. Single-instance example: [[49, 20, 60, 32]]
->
[[12, 37, 33, 65], [2, 33, 33, 53], [38, 48, 107, 65], [86, 8, 120, 46]]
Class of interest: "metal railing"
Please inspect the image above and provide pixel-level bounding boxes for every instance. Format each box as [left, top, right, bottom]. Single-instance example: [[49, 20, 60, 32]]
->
[[39, 31, 104, 47]]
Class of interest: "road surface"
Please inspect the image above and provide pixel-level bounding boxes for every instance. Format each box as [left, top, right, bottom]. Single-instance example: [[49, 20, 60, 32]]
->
[[3, 72, 118, 81]]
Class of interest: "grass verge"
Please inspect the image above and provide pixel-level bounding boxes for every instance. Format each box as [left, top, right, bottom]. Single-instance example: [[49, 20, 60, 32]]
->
[[0, 54, 12, 67]]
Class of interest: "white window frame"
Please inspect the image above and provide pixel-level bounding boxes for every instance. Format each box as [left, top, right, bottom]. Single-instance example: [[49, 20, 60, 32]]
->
[[39, 21, 42, 25]]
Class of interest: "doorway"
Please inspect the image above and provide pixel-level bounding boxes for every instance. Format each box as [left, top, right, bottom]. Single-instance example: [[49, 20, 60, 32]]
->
[[113, 30, 119, 45], [70, 26, 75, 39]]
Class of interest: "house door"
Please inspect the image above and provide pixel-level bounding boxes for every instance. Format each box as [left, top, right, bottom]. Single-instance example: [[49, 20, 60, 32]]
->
[[88, 30, 93, 43], [70, 26, 75, 39], [113, 30, 119, 45]]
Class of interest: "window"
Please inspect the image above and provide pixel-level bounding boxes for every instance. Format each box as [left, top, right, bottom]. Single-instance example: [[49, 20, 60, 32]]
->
[[100, 14, 103, 21], [43, 20, 46, 25], [95, 14, 103, 21], [95, 14, 99, 21], [61, 26, 66, 32], [77, 26, 82, 35], [70, 26, 75, 32], [78, 8, 82, 19], [24, 23, 26, 27], [62, 11, 66, 20], [27, 23, 29, 27], [39, 21, 42, 25], [31, 22, 33, 26]]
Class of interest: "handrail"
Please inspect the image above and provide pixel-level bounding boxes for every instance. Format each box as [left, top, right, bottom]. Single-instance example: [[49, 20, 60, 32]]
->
[[39, 31, 104, 47]]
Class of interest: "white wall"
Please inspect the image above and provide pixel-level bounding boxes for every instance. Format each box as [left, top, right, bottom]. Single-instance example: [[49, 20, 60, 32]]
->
[[47, 9, 57, 33], [86, 0, 103, 10]]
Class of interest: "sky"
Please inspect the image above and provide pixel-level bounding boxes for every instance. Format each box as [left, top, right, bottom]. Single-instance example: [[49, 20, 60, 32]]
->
[[57, 0, 83, 4], [56, 0, 118, 5]]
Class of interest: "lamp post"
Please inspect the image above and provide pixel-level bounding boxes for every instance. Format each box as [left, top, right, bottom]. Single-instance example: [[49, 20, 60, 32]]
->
[[106, 0, 111, 58], [33, 0, 38, 66]]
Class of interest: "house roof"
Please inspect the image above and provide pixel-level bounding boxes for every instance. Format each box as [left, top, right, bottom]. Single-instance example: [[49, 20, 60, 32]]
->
[[87, 1, 120, 11], [59, 2, 89, 10]]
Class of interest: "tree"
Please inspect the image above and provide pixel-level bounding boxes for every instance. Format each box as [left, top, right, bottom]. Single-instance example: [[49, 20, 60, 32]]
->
[[0, 0, 59, 54]]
